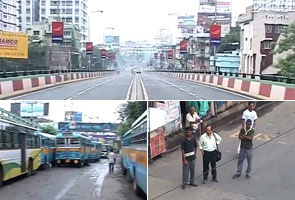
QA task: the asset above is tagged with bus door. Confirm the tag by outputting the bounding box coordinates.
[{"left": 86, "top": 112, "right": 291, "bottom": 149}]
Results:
[{"left": 20, "top": 132, "right": 26, "bottom": 173}]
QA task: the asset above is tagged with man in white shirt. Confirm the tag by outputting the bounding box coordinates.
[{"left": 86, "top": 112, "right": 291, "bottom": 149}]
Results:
[
  {"left": 108, "top": 149, "right": 116, "bottom": 173},
  {"left": 237, "top": 102, "right": 258, "bottom": 154},
  {"left": 199, "top": 126, "right": 222, "bottom": 184},
  {"left": 186, "top": 106, "right": 202, "bottom": 136}
]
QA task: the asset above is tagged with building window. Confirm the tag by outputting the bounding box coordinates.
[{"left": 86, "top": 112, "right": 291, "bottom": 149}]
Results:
[
  {"left": 265, "top": 24, "right": 272, "bottom": 33},
  {"left": 262, "top": 41, "right": 272, "bottom": 49},
  {"left": 33, "top": 30, "right": 40, "bottom": 36},
  {"left": 275, "top": 25, "right": 285, "bottom": 33},
  {"left": 41, "top": 0, "right": 46, "bottom": 6},
  {"left": 41, "top": 9, "right": 45, "bottom": 14}
]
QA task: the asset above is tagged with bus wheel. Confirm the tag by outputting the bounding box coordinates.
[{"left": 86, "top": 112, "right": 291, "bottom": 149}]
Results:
[
  {"left": 127, "top": 171, "right": 133, "bottom": 183},
  {"left": 0, "top": 166, "right": 3, "bottom": 187},
  {"left": 27, "top": 160, "right": 34, "bottom": 176}
]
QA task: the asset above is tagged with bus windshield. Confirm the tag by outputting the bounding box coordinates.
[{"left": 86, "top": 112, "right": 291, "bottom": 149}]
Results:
[
  {"left": 56, "top": 138, "right": 66, "bottom": 146},
  {"left": 69, "top": 138, "right": 80, "bottom": 146}
]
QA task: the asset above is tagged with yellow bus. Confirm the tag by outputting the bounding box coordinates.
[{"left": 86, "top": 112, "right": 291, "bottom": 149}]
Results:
[{"left": 0, "top": 108, "right": 41, "bottom": 187}]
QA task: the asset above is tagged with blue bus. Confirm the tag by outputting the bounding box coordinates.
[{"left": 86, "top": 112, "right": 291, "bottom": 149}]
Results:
[
  {"left": 55, "top": 132, "right": 92, "bottom": 167},
  {"left": 89, "top": 141, "right": 102, "bottom": 162},
  {"left": 122, "top": 110, "right": 147, "bottom": 196},
  {"left": 39, "top": 132, "right": 56, "bottom": 167}
]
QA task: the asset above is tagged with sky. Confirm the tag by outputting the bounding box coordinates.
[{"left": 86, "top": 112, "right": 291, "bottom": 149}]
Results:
[
  {"left": 0, "top": 101, "right": 126, "bottom": 123},
  {"left": 88, "top": 0, "right": 253, "bottom": 44}
]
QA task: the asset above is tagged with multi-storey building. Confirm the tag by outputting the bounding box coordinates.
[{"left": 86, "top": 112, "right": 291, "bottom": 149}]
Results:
[
  {"left": 238, "top": 11, "right": 295, "bottom": 74},
  {"left": 0, "top": 0, "right": 19, "bottom": 32},
  {"left": 19, "top": 0, "right": 88, "bottom": 49}
]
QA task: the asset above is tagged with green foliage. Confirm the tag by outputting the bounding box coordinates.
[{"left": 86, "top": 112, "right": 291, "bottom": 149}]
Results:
[
  {"left": 274, "top": 22, "right": 295, "bottom": 78},
  {"left": 117, "top": 102, "right": 147, "bottom": 137},
  {"left": 41, "top": 125, "right": 57, "bottom": 135},
  {"left": 218, "top": 26, "right": 240, "bottom": 53}
]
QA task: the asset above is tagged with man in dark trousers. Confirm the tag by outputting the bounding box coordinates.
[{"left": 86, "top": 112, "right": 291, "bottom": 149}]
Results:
[
  {"left": 181, "top": 127, "right": 198, "bottom": 189},
  {"left": 199, "top": 125, "right": 222, "bottom": 184},
  {"left": 233, "top": 119, "right": 255, "bottom": 179}
]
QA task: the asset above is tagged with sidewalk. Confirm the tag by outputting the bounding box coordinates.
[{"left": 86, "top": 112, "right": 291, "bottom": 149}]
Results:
[
  {"left": 100, "top": 156, "right": 144, "bottom": 200},
  {"left": 149, "top": 102, "right": 295, "bottom": 200}
]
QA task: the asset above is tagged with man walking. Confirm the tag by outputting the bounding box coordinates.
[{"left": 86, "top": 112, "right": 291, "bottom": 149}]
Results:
[
  {"left": 181, "top": 127, "right": 198, "bottom": 189},
  {"left": 233, "top": 119, "right": 255, "bottom": 179},
  {"left": 108, "top": 149, "right": 116, "bottom": 173},
  {"left": 199, "top": 126, "right": 222, "bottom": 184}
]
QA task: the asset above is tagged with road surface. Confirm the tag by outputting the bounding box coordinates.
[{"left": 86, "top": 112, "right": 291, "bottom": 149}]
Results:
[
  {"left": 149, "top": 102, "right": 295, "bottom": 200},
  {"left": 0, "top": 159, "right": 143, "bottom": 200},
  {"left": 9, "top": 72, "right": 252, "bottom": 100}
]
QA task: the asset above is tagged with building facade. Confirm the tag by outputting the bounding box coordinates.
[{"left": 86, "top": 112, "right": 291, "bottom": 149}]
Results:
[
  {"left": 238, "top": 11, "right": 295, "bottom": 74},
  {"left": 0, "top": 0, "right": 19, "bottom": 32},
  {"left": 19, "top": 0, "right": 88, "bottom": 50}
]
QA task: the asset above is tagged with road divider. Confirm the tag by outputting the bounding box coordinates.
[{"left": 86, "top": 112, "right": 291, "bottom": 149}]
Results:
[
  {"left": 0, "top": 71, "right": 118, "bottom": 99},
  {"left": 153, "top": 72, "right": 295, "bottom": 100},
  {"left": 126, "top": 74, "right": 147, "bottom": 100}
]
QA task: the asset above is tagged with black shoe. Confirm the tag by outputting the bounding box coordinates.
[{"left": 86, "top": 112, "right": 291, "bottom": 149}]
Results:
[
  {"left": 212, "top": 178, "right": 219, "bottom": 182},
  {"left": 246, "top": 174, "right": 251, "bottom": 179},
  {"left": 232, "top": 174, "right": 241, "bottom": 179},
  {"left": 181, "top": 185, "right": 186, "bottom": 189},
  {"left": 189, "top": 183, "right": 198, "bottom": 187},
  {"left": 202, "top": 179, "right": 207, "bottom": 184}
]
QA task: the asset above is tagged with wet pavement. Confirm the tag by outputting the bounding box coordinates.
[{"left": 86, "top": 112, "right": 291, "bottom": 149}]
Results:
[{"left": 0, "top": 158, "right": 142, "bottom": 200}]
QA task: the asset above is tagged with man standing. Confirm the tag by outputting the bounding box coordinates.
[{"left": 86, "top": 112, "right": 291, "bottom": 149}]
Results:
[
  {"left": 108, "top": 149, "right": 116, "bottom": 173},
  {"left": 199, "top": 126, "right": 222, "bottom": 184},
  {"left": 233, "top": 119, "right": 255, "bottom": 179},
  {"left": 186, "top": 106, "right": 202, "bottom": 136},
  {"left": 238, "top": 102, "right": 258, "bottom": 154},
  {"left": 181, "top": 127, "right": 198, "bottom": 189}
]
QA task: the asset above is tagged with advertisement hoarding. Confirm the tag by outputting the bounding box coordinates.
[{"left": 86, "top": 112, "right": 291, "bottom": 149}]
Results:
[
  {"left": 101, "top": 49, "right": 107, "bottom": 59},
  {"left": 86, "top": 42, "right": 93, "bottom": 55},
  {"left": 65, "top": 111, "right": 83, "bottom": 122},
  {"left": 154, "top": 52, "right": 158, "bottom": 59},
  {"left": 210, "top": 24, "right": 221, "bottom": 45},
  {"left": 180, "top": 40, "right": 188, "bottom": 54},
  {"left": 0, "top": 31, "right": 28, "bottom": 59},
  {"left": 166, "top": 49, "right": 174, "bottom": 60},
  {"left": 52, "top": 22, "right": 64, "bottom": 43},
  {"left": 20, "top": 102, "right": 46, "bottom": 117}
]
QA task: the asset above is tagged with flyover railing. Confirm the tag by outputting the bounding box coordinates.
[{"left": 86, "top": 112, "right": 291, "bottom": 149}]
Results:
[
  {"left": 0, "top": 69, "right": 116, "bottom": 79},
  {"left": 148, "top": 70, "right": 295, "bottom": 84}
]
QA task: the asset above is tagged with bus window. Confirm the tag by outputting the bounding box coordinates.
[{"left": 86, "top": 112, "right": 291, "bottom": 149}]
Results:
[
  {"left": 70, "top": 138, "right": 80, "bottom": 146},
  {"left": 56, "top": 138, "right": 66, "bottom": 146},
  {"left": 12, "top": 133, "right": 20, "bottom": 148},
  {"left": 3, "top": 131, "right": 12, "bottom": 149},
  {"left": 27, "top": 135, "right": 39, "bottom": 148},
  {"left": 0, "top": 131, "right": 3, "bottom": 149}
]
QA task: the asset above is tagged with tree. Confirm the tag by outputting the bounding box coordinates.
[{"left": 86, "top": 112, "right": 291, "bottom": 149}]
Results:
[
  {"left": 117, "top": 102, "right": 147, "bottom": 137},
  {"left": 274, "top": 22, "right": 295, "bottom": 78},
  {"left": 42, "top": 125, "right": 57, "bottom": 135},
  {"left": 218, "top": 26, "right": 240, "bottom": 53}
]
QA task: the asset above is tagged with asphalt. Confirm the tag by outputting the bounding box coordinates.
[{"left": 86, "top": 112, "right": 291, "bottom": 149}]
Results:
[
  {"left": 0, "top": 158, "right": 141, "bottom": 200},
  {"left": 148, "top": 101, "right": 295, "bottom": 200},
  {"left": 9, "top": 72, "right": 253, "bottom": 100}
]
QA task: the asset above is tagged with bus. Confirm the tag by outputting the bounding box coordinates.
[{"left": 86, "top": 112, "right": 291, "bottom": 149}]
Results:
[
  {"left": 55, "top": 132, "right": 92, "bottom": 167},
  {"left": 39, "top": 132, "right": 56, "bottom": 167},
  {"left": 122, "top": 110, "right": 147, "bottom": 196},
  {"left": 89, "top": 141, "right": 102, "bottom": 162},
  {"left": 0, "top": 108, "right": 41, "bottom": 187}
]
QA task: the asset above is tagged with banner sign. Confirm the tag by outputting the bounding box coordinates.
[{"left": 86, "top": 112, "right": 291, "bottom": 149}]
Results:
[
  {"left": 150, "top": 126, "right": 167, "bottom": 159},
  {"left": 86, "top": 42, "right": 93, "bottom": 55},
  {"left": 0, "top": 31, "right": 28, "bottom": 59},
  {"left": 101, "top": 49, "right": 107, "bottom": 59},
  {"left": 52, "top": 22, "right": 64, "bottom": 43},
  {"left": 210, "top": 24, "right": 221, "bottom": 46},
  {"left": 180, "top": 40, "right": 188, "bottom": 54},
  {"left": 154, "top": 52, "right": 158, "bottom": 59},
  {"left": 167, "top": 49, "right": 174, "bottom": 60}
]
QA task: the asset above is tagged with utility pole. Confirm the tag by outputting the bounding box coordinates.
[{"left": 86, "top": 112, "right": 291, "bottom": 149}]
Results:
[{"left": 213, "top": 0, "right": 217, "bottom": 73}]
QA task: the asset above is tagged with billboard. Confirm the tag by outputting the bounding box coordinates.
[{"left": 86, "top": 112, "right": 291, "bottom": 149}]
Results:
[
  {"left": 101, "top": 49, "right": 107, "bottom": 59},
  {"left": 0, "top": 31, "right": 28, "bottom": 59},
  {"left": 52, "top": 22, "right": 64, "bottom": 43},
  {"left": 180, "top": 40, "right": 188, "bottom": 54},
  {"left": 11, "top": 102, "right": 49, "bottom": 117},
  {"left": 177, "top": 15, "right": 196, "bottom": 34},
  {"left": 199, "top": 1, "right": 232, "bottom": 14},
  {"left": 197, "top": 13, "right": 231, "bottom": 36},
  {"left": 166, "top": 49, "right": 174, "bottom": 60},
  {"left": 210, "top": 24, "right": 221, "bottom": 45},
  {"left": 65, "top": 111, "right": 83, "bottom": 122},
  {"left": 154, "top": 52, "right": 158, "bottom": 59},
  {"left": 105, "top": 36, "right": 120, "bottom": 44},
  {"left": 86, "top": 42, "right": 93, "bottom": 55}
]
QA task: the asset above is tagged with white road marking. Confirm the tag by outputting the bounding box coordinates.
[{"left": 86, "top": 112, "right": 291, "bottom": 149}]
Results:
[
  {"left": 138, "top": 74, "right": 149, "bottom": 100},
  {"left": 126, "top": 75, "right": 135, "bottom": 100}
]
